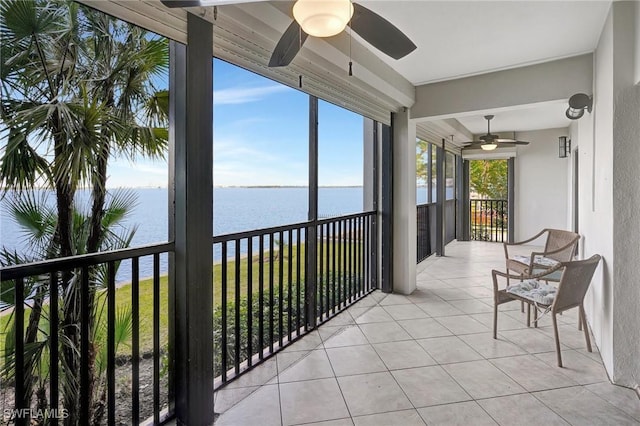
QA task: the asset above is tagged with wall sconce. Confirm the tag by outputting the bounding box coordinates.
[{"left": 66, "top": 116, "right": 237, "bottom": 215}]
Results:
[
  {"left": 559, "top": 136, "right": 571, "bottom": 158},
  {"left": 566, "top": 93, "right": 593, "bottom": 120}
]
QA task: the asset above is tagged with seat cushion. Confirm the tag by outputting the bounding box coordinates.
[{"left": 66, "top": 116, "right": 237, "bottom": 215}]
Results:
[
  {"left": 506, "top": 280, "right": 557, "bottom": 305},
  {"left": 512, "top": 254, "right": 560, "bottom": 268}
]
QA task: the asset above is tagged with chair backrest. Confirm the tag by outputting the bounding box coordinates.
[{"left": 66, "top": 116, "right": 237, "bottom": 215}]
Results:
[
  {"left": 544, "top": 229, "right": 580, "bottom": 262},
  {"left": 552, "top": 254, "right": 601, "bottom": 312}
]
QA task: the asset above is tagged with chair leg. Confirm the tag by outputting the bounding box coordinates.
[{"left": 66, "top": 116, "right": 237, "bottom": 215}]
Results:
[
  {"left": 521, "top": 301, "right": 525, "bottom": 313},
  {"left": 526, "top": 303, "right": 531, "bottom": 327},
  {"left": 578, "top": 308, "right": 583, "bottom": 331},
  {"left": 533, "top": 305, "right": 538, "bottom": 328},
  {"left": 580, "top": 304, "right": 592, "bottom": 352},
  {"left": 493, "top": 302, "right": 498, "bottom": 339},
  {"left": 552, "top": 313, "right": 563, "bottom": 367}
]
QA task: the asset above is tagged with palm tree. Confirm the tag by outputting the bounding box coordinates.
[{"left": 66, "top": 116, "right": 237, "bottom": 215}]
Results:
[
  {"left": 0, "top": 189, "right": 140, "bottom": 423},
  {"left": 1, "top": 0, "right": 168, "bottom": 423}
]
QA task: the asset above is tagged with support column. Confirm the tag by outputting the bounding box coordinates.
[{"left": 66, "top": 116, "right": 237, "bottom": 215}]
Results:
[
  {"left": 457, "top": 158, "right": 470, "bottom": 241},
  {"left": 435, "top": 140, "right": 445, "bottom": 255},
  {"left": 363, "top": 118, "right": 380, "bottom": 289},
  {"left": 380, "top": 123, "right": 393, "bottom": 293},
  {"left": 391, "top": 110, "right": 416, "bottom": 295},
  {"left": 170, "top": 13, "right": 214, "bottom": 425},
  {"left": 508, "top": 157, "right": 515, "bottom": 243},
  {"left": 306, "top": 96, "right": 318, "bottom": 328}
]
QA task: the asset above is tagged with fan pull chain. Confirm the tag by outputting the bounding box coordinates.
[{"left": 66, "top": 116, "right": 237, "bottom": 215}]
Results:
[
  {"left": 299, "top": 26, "right": 303, "bottom": 88},
  {"left": 213, "top": 6, "right": 217, "bottom": 20},
  {"left": 348, "top": 17, "right": 353, "bottom": 76}
]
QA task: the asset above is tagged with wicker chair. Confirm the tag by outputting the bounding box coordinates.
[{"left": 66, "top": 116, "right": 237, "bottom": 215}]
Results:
[
  {"left": 503, "top": 228, "right": 580, "bottom": 325},
  {"left": 504, "top": 228, "right": 580, "bottom": 281},
  {"left": 492, "top": 254, "right": 601, "bottom": 367}
]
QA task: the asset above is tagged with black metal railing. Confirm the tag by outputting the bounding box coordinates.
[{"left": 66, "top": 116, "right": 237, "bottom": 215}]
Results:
[
  {"left": 417, "top": 204, "right": 434, "bottom": 262},
  {"left": 1, "top": 212, "right": 378, "bottom": 423},
  {"left": 213, "top": 211, "right": 376, "bottom": 388},
  {"left": 0, "top": 242, "right": 174, "bottom": 425},
  {"left": 470, "top": 199, "right": 508, "bottom": 242}
]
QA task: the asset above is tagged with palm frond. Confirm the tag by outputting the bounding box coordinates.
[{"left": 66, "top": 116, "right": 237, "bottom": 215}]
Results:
[
  {"left": 5, "top": 190, "right": 57, "bottom": 254},
  {"left": 102, "top": 188, "right": 138, "bottom": 228}
]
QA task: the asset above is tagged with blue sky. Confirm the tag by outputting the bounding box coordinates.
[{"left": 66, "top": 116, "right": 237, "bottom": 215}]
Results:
[{"left": 108, "top": 59, "right": 364, "bottom": 188}]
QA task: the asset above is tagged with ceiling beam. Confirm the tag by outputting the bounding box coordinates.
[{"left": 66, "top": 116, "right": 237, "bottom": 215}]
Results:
[{"left": 411, "top": 54, "right": 593, "bottom": 120}]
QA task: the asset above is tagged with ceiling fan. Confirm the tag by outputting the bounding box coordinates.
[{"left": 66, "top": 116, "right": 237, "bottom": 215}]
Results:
[
  {"left": 160, "top": 0, "right": 417, "bottom": 68},
  {"left": 461, "top": 115, "right": 530, "bottom": 151}
]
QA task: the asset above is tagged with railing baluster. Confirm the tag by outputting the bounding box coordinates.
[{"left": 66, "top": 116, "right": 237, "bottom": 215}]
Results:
[
  {"left": 258, "top": 236, "right": 264, "bottom": 358},
  {"left": 358, "top": 218, "right": 362, "bottom": 296},
  {"left": 332, "top": 221, "right": 336, "bottom": 314},
  {"left": 221, "top": 242, "right": 228, "bottom": 380},
  {"left": 107, "top": 261, "right": 116, "bottom": 426},
  {"left": 324, "top": 224, "right": 330, "bottom": 318},
  {"left": 347, "top": 218, "right": 352, "bottom": 303},
  {"left": 364, "top": 217, "right": 369, "bottom": 293},
  {"left": 278, "top": 231, "right": 284, "bottom": 347},
  {"left": 235, "top": 240, "right": 241, "bottom": 374},
  {"left": 288, "top": 229, "right": 293, "bottom": 337},
  {"left": 131, "top": 257, "right": 140, "bottom": 425},
  {"left": 153, "top": 253, "right": 160, "bottom": 424},
  {"left": 247, "top": 238, "right": 253, "bottom": 367},
  {"left": 269, "top": 233, "right": 274, "bottom": 352},
  {"left": 15, "top": 277, "right": 25, "bottom": 426},
  {"left": 342, "top": 219, "right": 347, "bottom": 308},
  {"left": 49, "top": 273, "right": 59, "bottom": 426},
  {"left": 81, "top": 266, "right": 90, "bottom": 423},
  {"left": 318, "top": 224, "right": 324, "bottom": 321},
  {"left": 296, "top": 228, "right": 301, "bottom": 336}
]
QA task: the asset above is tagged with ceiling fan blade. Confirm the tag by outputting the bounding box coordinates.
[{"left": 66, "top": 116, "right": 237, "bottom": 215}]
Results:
[
  {"left": 349, "top": 3, "right": 417, "bottom": 60},
  {"left": 160, "top": 0, "right": 264, "bottom": 7},
  {"left": 495, "top": 138, "right": 516, "bottom": 143},
  {"left": 511, "top": 140, "right": 530, "bottom": 145},
  {"left": 160, "top": 0, "right": 201, "bottom": 7},
  {"left": 268, "top": 20, "right": 308, "bottom": 67}
]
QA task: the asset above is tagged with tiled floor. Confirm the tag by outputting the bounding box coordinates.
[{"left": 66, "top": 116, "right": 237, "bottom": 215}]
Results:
[{"left": 214, "top": 241, "right": 640, "bottom": 425}]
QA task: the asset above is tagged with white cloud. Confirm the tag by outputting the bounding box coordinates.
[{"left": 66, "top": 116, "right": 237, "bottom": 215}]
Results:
[{"left": 214, "top": 85, "right": 290, "bottom": 105}]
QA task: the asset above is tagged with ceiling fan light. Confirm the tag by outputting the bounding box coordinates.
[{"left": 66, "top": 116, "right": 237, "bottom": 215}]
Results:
[
  {"left": 293, "top": 0, "right": 354, "bottom": 38},
  {"left": 481, "top": 143, "right": 498, "bottom": 151}
]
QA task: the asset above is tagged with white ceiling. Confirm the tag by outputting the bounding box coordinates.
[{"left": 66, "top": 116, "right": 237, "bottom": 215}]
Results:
[
  {"left": 348, "top": 1, "right": 610, "bottom": 135},
  {"left": 357, "top": 0, "right": 611, "bottom": 86}
]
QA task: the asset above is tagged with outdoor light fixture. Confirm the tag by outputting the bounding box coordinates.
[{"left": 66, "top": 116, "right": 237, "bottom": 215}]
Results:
[
  {"left": 559, "top": 136, "right": 571, "bottom": 158},
  {"left": 293, "top": 0, "right": 354, "bottom": 38},
  {"left": 481, "top": 142, "right": 498, "bottom": 151},
  {"left": 566, "top": 93, "right": 593, "bottom": 120}
]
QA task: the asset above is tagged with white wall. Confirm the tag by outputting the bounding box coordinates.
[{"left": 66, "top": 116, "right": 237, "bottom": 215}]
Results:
[
  {"left": 610, "top": 1, "right": 640, "bottom": 389},
  {"left": 513, "top": 128, "right": 571, "bottom": 241},
  {"left": 573, "top": 1, "right": 640, "bottom": 389}
]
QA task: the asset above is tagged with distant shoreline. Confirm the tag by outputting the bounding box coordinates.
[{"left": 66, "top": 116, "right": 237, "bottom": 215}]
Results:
[{"left": 2, "top": 185, "right": 366, "bottom": 190}]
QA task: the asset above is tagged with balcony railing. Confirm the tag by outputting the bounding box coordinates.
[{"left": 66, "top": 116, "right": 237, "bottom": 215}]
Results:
[
  {"left": 417, "top": 204, "right": 434, "bottom": 262},
  {"left": 0, "top": 242, "right": 174, "bottom": 425},
  {"left": 213, "top": 211, "right": 376, "bottom": 388},
  {"left": 0, "top": 212, "right": 376, "bottom": 424},
  {"left": 470, "top": 199, "right": 508, "bottom": 242}
]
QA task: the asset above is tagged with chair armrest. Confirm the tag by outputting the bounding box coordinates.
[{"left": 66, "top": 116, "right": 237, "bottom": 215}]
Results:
[
  {"left": 503, "top": 229, "right": 548, "bottom": 259},
  {"left": 492, "top": 262, "right": 565, "bottom": 290}
]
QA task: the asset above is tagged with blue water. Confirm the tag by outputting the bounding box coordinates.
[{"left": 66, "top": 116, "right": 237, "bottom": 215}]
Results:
[{"left": 0, "top": 187, "right": 365, "bottom": 282}]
